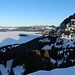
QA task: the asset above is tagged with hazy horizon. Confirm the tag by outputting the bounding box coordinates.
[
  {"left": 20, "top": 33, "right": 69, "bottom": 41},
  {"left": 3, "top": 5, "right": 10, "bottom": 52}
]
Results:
[{"left": 0, "top": 0, "right": 75, "bottom": 27}]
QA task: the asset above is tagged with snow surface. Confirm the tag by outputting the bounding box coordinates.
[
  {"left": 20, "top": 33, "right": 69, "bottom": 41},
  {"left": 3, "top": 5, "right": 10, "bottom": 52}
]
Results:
[
  {"left": 42, "top": 45, "right": 50, "bottom": 50},
  {"left": 0, "top": 31, "right": 75, "bottom": 75},
  {"left": 42, "top": 44, "right": 54, "bottom": 50},
  {"left": 0, "top": 64, "right": 8, "bottom": 75},
  {"left": 6, "top": 60, "right": 13, "bottom": 71},
  {"left": 62, "top": 38, "right": 75, "bottom": 48},
  {"left": 0, "top": 31, "right": 41, "bottom": 47},
  {"left": 0, "top": 31, "right": 41, "bottom": 75},
  {"left": 28, "top": 66, "right": 75, "bottom": 75},
  {"left": 39, "top": 38, "right": 50, "bottom": 42},
  {"left": 13, "top": 66, "right": 24, "bottom": 75},
  {"left": 50, "top": 58, "right": 56, "bottom": 64},
  {"left": 0, "top": 64, "right": 24, "bottom": 75}
]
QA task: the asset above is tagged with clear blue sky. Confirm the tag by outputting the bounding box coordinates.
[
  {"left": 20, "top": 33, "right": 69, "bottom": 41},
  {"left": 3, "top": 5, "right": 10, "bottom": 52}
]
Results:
[{"left": 0, "top": 0, "right": 75, "bottom": 26}]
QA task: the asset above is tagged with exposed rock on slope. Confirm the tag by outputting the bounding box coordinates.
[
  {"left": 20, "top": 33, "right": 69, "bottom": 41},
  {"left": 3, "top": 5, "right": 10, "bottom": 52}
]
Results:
[
  {"left": 0, "top": 13, "right": 75, "bottom": 75},
  {"left": 0, "top": 35, "right": 75, "bottom": 75},
  {"left": 56, "top": 13, "right": 75, "bottom": 37}
]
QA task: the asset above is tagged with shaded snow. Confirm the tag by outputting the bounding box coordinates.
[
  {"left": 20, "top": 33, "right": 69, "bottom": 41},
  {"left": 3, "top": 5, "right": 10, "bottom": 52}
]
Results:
[
  {"left": 6, "top": 60, "right": 13, "bottom": 70},
  {"left": 58, "top": 50, "right": 63, "bottom": 54},
  {"left": 58, "top": 60, "right": 63, "bottom": 66},
  {"left": 1, "top": 48, "right": 6, "bottom": 52},
  {"left": 57, "top": 29, "right": 61, "bottom": 33},
  {"left": 42, "top": 45, "right": 50, "bottom": 50},
  {"left": 0, "top": 64, "right": 24, "bottom": 75},
  {"left": 13, "top": 66, "right": 24, "bottom": 75},
  {"left": 66, "top": 23, "right": 70, "bottom": 28},
  {"left": 0, "top": 31, "right": 75, "bottom": 75},
  {"left": 0, "top": 31, "right": 41, "bottom": 47},
  {"left": 54, "top": 43, "right": 62, "bottom": 48},
  {"left": 0, "top": 64, "right": 8, "bottom": 75},
  {"left": 62, "top": 39, "right": 75, "bottom": 48},
  {"left": 50, "top": 58, "right": 56, "bottom": 64},
  {"left": 0, "top": 31, "right": 41, "bottom": 75},
  {"left": 28, "top": 66, "right": 75, "bottom": 75},
  {"left": 39, "top": 38, "right": 50, "bottom": 42}
]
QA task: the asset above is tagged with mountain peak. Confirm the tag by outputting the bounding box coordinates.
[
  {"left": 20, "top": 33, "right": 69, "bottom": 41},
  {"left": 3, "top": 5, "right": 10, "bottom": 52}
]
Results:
[
  {"left": 73, "top": 13, "right": 75, "bottom": 18},
  {"left": 55, "top": 13, "right": 75, "bottom": 38}
]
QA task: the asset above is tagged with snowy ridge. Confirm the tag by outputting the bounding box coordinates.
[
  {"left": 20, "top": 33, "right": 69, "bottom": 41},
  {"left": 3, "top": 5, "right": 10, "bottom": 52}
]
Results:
[
  {"left": 1, "top": 14, "right": 75, "bottom": 75},
  {"left": 0, "top": 34, "right": 75, "bottom": 75}
]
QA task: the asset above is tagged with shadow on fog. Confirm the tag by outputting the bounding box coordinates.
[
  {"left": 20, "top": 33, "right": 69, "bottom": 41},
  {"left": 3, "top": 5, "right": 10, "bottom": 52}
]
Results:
[{"left": 0, "top": 34, "right": 40, "bottom": 47}]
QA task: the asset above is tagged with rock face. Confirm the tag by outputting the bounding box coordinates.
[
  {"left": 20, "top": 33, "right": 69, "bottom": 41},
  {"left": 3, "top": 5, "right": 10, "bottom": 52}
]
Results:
[
  {"left": 0, "top": 13, "right": 75, "bottom": 75},
  {"left": 60, "top": 13, "right": 75, "bottom": 27},
  {"left": 56, "top": 13, "right": 75, "bottom": 37}
]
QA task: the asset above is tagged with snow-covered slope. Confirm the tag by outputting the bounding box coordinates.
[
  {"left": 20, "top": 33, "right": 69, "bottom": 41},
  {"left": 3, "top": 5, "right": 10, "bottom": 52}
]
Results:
[
  {"left": 29, "top": 66, "right": 75, "bottom": 75},
  {"left": 1, "top": 14, "right": 75, "bottom": 75},
  {"left": 0, "top": 34, "right": 75, "bottom": 75},
  {"left": 0, "top": 31, "right": 42, "bottom": 75},
  {"left": 0, "top": 31, "right": 41, "bottom": 47},
  {"left": 56, "top": 13, "right": 75, "bottom": 37}
]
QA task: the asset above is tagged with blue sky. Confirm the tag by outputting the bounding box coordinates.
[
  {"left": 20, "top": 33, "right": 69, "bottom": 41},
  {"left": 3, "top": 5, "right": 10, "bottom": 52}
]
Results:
[{"left": 0, "top": 0, "right": 75, "bottom": 26}]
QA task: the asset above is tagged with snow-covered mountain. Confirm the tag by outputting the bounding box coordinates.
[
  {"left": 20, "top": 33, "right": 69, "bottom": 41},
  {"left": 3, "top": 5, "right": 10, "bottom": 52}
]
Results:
[
  {"left": 0, "top": 25, "right": 56, "bottom": 32},
  {"left": 0, "top": 33, "right": 75, "bottom": 75},
  {"left": 57, "top": 13, "right": 75, "bottom": 37},
  {"left": 0, "top": 31, "right": 42, "bottom": 75},
  {"left": 0, "top": 13, "right": 75, "bottom": 75}
]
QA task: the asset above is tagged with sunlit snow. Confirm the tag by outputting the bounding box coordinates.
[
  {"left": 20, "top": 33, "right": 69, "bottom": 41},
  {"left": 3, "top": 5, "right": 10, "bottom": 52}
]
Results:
[{"left": 0, "top": 31, "right": 41, "bottom": 47}]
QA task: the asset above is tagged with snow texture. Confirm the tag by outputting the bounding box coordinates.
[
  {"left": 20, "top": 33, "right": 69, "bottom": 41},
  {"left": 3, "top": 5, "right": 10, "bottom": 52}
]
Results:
[
  {"left": 39, "top": 38, "right": 50, "bottom": 43},
  {"left": 0, "top": 31, "right": 41, "bottom": 75},
  {"left": 0, "top": 31, "right": 41, "bottom": 47},
  {"left": 28, "top": 66, "right": 75, "bottom": 75},
  {"left": 42, "top": 45, "right": 50, "bottom": 50}
]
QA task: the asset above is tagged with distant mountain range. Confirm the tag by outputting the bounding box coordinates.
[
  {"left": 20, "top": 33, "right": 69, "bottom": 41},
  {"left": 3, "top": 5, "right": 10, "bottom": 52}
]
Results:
[{"left": 0, "top": 25, "right": 56, "bottom": 32}]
